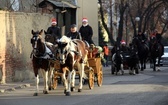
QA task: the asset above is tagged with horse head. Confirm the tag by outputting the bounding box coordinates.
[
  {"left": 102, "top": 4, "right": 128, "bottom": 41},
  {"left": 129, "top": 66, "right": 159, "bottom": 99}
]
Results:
[
  {"left": 44, "top": 30, "right": 56, "bottom": 44},
  {"left": 31, "top": 29, "right": 45, "bottom": 57},
  {"left": 57, "top": 36, "right": 72, "bottom": 64}
]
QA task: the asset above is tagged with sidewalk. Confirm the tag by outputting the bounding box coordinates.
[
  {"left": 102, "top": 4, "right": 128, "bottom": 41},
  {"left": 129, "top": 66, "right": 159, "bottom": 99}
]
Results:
[
  {"left": 0, "top": 66, "right": 110, "bottom": 94},
  {"left": 0, "top": 81, "right": 32, "bottom": 93}
]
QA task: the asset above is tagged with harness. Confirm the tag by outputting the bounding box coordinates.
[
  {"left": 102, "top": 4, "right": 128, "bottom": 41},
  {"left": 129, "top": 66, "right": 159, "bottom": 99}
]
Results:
[{"left": 30, "top": 42, "right": 53, "bottom": 59}]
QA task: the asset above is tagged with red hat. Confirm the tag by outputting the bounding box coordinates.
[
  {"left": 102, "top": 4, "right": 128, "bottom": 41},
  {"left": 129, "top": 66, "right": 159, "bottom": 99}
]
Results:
[
  {"left": 121, "top": 40, "right": 126, "bottom": 44},
  {"left": 82, "top": 18, "right": 88, "bottom": 22},
  {"left": 51, "top": 18, "right": 57, "bottom": 24}
]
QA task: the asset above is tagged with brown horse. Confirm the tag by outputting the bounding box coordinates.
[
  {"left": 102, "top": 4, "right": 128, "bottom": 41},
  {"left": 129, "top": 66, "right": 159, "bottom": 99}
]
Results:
[
  {"left": 44, "top": 30, "right": 56, "bottom": 44},
  {"left": 56, "top": 36, "right": 89, "bottom": 96},
  {"left": 30, "top": 29, "right": 54, "bottom": 96}
]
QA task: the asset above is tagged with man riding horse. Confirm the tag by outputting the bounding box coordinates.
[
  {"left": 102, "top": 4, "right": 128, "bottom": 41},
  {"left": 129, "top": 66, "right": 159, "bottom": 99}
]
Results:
[
  {"left": 150, "top": 29, "right": 164, "bottom": 56},
  {"left": 137, "top": 31, "right": 149, "bottom": 50}
]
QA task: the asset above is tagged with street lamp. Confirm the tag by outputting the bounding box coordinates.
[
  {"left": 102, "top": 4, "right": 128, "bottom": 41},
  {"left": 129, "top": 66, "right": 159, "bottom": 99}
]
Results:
[{"left": 135, "top": 17, "right": 140, "bottom": 35}]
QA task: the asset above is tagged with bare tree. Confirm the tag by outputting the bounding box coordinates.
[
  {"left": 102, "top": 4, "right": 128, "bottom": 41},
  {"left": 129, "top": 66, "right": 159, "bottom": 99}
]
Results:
[{"left": 98, "top": 0, "right": 115, "bottom": 45}]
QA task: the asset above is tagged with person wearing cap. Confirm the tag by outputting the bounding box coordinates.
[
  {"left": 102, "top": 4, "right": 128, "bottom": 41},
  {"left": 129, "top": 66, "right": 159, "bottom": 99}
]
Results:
[
  {"left": 150, "top": 29, "right": 164, "bottom": 55},
  {"left": 66, "top": 24, "right": 82, "bottom": 40},
  {"left": 79, "top": 18, "right": 94, "bottom": 45},
  {"left": 120, "top": 40, "right": 129, "bottom": 53},
  {"left": 47, "top": 18, "right": 61, "bottom": 43},
  {"left": 137, "top": 31, "right": 147, "bottom": 43}
]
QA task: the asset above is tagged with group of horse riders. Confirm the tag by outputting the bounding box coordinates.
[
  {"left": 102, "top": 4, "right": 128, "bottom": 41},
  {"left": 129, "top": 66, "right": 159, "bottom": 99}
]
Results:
[
  {"left": 112, "top": 29, "right": 164, "bottom": 56},
  {"left": 111, "top": 29, "right": 164, "bottom": 73}
]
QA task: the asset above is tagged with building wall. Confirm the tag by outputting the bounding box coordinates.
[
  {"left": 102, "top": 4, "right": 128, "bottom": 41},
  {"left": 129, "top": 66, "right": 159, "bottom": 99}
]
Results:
[
  {"left": 0, "top": 11, "right": 53, "bottom": 82},
  {"left": 77, "top": 0, "right": 98, "bottom": 45}
]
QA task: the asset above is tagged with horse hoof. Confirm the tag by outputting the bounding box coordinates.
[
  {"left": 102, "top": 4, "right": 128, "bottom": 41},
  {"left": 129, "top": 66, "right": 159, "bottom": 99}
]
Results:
[
  {"left": 157, "top": 69, "right": 161, "bottom": 71},
  {"left": 65, "top": 92, "right": 71, "bottom": 96},
  {"left": 71, "top": 87, "right": 75, "bottom": 92},
  {"left": 43, "top": 90, "right": 48, "bottom": 94},
  {"left": 33, "top": 93, "right": 38, "bottom": 96},
  {"left": 48, "top": 86, "right": 52, "bottom": 91},
  {"left": 78, "top": 89, "right": 82, "bottom": 92},
  {"left": 64, "top": 90, "right": 67, "bottom": 94},
  {"left": 121, "top": 71, "right": 124, "bottom": 75}
]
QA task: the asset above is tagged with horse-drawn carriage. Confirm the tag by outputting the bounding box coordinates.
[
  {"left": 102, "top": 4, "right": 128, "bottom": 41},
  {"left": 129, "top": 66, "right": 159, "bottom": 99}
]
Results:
[
  {"left": 111, "top": 45, "right": 139, "bottom": 75},
  {"left": 45, "top": 36, "right": 103, "bottom": 96},
  {"left": 30, "top": 30, "right": 103, "bottom": 96},
  {"left": 51, "top": 57, "right": 103, "bottom": 90}
]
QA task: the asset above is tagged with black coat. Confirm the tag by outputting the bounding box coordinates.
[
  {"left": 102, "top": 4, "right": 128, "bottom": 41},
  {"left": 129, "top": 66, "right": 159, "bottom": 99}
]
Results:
[
  {"left": 137, "top": 33, "right": 147, "bottom": 42},
  {"left": 79, "top": 25, "right": 94, "bottom": 44},
  {"left": 66, "top": 31, "right": 82, "bottom": 40},
  {"left": 47, "top": 26, "right": 61, "bottom": 40},
  {"left": 156, "top": 33, "right": 162, "bottom": 43}
]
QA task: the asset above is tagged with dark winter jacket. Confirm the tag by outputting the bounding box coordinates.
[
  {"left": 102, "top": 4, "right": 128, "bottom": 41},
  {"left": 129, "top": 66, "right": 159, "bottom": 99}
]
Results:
[
  {"left": 66, "top": 31, "right": 82, "bottom": 40},
  {"left": 79, "top": 25, "right": 94, "bottom": 44},
  {"left": 47, "top": 26, "right": 61, "bottom": 40}
]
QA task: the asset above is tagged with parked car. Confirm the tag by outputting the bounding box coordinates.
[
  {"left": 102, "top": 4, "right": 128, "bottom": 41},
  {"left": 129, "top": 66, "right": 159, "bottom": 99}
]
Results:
[
  {"left": 156, "top": 46, "right": 168, "bottom": 66},
  {"left": 161, "top": 46, "right": 168, "bottom": 65}
]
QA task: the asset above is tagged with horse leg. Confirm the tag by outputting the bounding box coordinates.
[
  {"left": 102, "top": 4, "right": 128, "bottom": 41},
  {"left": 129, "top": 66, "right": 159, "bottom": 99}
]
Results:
[
  {"left": 41, "top": 69, "right": 49, "bottom": 94},
  {"left": 140, "top": 60, "right": 144, "bottom": 71},
  {"left": 62, "top": 70, "right": 68, "bottom": 95},
  {"left": 153, "top": 58, "right": 156, "bottom": 71},
  {"left": 34, "top": 69, "right": 39, "bottom": 96},
  {"left": 65, "top": 71, "right": 71, "bottom": 96},
  {"left": 143, "top": 59, "right": 146, "bottom": 69},
  {"left": 157, "top": 57, "right": 161, "bottom": 71},
  {"left": 71, "top": 70, "right": 76, "bottom": 91},
  {"left": 78, "top": 63, "right": 85, "bottom": 92},
  {"left": 48, "top": 66, "right": 54, "bottom": 90},
  {"left": 120, "top": 64, "right": 124, "bottom": 75},
  {"left": 135, "top": 64, "right": 139, "bottom": 74}
]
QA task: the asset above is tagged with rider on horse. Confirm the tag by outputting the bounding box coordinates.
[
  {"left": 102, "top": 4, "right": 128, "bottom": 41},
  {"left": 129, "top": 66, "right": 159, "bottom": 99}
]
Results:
[
  {"left": 150, "top": 29, "right": 164, "bottom": 56},
  {"left": 137, "top": 31, "right": 147, "bottom": 43},
  {"left": 46, "top": 18, "right": 61, "bottom": 59},
  {"left": 137, "top": 31, "right": 149, "bottom": 51},
  {"left": 66, "top": 24, "right": 82, "bottom": 40},
  {"left": 120, "top": 40, "right": 129, "bottom": 53},
  {"left": 47, "top": 18, "right": 61, "bottom": 43}
]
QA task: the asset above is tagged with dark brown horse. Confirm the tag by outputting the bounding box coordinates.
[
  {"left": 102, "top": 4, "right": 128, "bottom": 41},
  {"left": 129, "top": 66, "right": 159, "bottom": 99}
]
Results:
[
  {"left": 149, "top": 36, "right": 162, "bottom": 71},
  {"left": 30, "top": 29, "right": 54, "bottom": 96},
  {"left": 56, "top": 36, "right": 89, "bottom": 96},
  {"left": 44, "top": 30, "right": 56, "bottom": 44}
]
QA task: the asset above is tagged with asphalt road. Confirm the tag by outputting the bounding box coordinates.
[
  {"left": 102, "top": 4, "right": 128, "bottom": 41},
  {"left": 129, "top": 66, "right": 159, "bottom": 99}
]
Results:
[{"left": 0, "top": 64, "right": 168, "bottom": 105}]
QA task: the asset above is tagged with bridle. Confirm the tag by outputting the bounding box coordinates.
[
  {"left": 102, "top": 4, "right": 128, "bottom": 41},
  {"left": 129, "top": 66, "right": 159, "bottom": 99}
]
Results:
[
  {"left": 30, "top": 34, "right": 47, "bottom": 58},
  {"left": 57, "top": 40, "right": 78, "bottom": 64}
]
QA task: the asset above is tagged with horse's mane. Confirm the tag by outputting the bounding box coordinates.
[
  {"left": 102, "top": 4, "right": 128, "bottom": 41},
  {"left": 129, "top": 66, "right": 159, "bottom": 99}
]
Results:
[{"left": 59, "top": 35, "right": 71, "bottom": 43}]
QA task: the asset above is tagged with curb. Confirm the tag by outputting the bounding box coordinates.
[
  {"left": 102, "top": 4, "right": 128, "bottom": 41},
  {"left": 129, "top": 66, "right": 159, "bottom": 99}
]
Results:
[{"left": 0, "top": 84, "right": 31, "bottom": 94}]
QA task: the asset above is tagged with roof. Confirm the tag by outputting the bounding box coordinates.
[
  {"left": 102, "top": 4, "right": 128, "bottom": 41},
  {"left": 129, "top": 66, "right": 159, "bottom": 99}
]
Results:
[{"left": 38, "top": 0, "right": 79, "bottom": 9}]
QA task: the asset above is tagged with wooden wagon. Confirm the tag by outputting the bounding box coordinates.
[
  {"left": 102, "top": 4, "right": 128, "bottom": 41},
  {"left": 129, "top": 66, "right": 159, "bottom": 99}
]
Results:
[{"left": 51, "top": 57, "right": 103, "bottom": 90}]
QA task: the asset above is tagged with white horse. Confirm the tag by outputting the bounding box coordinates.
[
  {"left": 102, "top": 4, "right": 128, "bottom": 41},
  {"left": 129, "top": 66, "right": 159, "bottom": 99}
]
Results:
[{"left": 56, "top": 36, "right": 88, "bottom": 96}]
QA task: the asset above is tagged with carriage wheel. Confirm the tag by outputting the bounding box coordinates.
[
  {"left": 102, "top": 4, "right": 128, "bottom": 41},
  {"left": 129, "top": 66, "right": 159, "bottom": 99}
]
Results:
[
  {"left": 88, "top": 69, "right": 94, "bottom": 89},
  {"left": 97, "top": 66, "right": 103, "bottom": 87}
]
